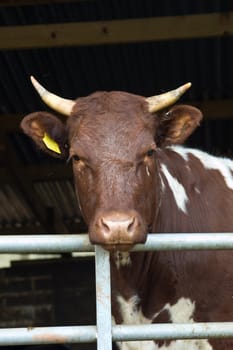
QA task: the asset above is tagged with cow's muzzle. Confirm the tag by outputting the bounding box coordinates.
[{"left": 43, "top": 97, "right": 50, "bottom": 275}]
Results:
[{"left": 89, "top": 209, "right": 147, "bottom": 250}]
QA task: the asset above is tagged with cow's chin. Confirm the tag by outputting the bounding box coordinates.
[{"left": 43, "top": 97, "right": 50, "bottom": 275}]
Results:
[{"left": 100, "top": 243, "right": 134, "bottom": 252}]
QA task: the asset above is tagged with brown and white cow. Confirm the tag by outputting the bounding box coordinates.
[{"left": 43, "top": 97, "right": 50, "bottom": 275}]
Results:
[{"left": 21, "top": 77, "right": 233, "bottom": 350}]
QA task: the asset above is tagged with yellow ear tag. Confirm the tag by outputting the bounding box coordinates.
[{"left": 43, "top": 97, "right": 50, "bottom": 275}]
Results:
[{"left": 42, "top": 133, "right": 61, "bottom": 154}]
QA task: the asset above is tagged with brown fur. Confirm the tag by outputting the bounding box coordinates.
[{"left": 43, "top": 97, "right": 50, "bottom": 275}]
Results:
[{"left": 21, "top": 89, "right": 233, "bottom": 349}]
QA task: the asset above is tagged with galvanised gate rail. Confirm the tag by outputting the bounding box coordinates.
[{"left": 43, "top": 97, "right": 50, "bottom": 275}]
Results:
[{"left": 0, "top": 233, "right": 233, "bottom": 349}]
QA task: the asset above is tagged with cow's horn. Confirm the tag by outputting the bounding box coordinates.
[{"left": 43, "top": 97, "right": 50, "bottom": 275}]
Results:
[
  {"left": 146, "top": 82, "right": 192, "bottom": 113},
  {"left": 30, "top": 76, "right": 75, "bottom": 116}
]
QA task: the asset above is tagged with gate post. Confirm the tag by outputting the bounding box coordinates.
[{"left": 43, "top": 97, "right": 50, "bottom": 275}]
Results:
[{"left": 95, "top": 245, "right": 112, "bottom": 350}]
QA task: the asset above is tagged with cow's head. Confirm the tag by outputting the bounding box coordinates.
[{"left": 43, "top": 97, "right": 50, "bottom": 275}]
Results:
[{"left": 21, "top": 77, "right": 202, "bottom": 250}]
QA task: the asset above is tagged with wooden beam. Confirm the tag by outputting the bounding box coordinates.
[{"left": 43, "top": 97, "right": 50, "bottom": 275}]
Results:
[
  {"left": 0, "top": 114, "right": 23, "bottom": 131},
  {"left": 0, "top": 114, "right": 67, "bottom": 131},
  {"left": 26, "top": 163, "right": 72, "bottom": 181},
  {"left": 1, "top": 99, "right": 233, "bottom": 129},
  {"left": 192, "top": 99, "right": 233, "bottom": 119},
  {"left": 0, "top": 12, "right": 233, "bottom": 50},
  {"left": 0, "top": 164, "right": 72, "bottom": 183}
]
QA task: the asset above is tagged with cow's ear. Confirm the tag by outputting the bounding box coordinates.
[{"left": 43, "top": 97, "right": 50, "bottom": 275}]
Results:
[
  {"left": 21, "top": 112, "right": 68, "bottom": 158},
  {"left": 156, "top": 105, "right": 203, "bottom": 147}
]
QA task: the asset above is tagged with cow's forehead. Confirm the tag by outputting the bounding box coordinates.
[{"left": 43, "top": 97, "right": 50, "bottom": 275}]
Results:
[
  {"left": 68, "top": 91, "right": 156, "bottom": 157},
  {"left": 69, "top": 116, "right": 155, "bottom": 162}
]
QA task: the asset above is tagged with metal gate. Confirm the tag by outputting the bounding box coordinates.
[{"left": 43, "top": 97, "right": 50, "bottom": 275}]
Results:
[{"left": 0, "top": 233, "right": 233, "bottom": 349}]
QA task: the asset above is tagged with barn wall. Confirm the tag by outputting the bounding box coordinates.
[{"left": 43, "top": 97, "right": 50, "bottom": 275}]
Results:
[{"left": 0, "top": 257, "right": 96, "bottom": 349}]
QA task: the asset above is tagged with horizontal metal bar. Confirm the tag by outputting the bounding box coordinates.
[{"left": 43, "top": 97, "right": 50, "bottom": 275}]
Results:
[
  {"left": 0, "top": 326, "right": 96, "bottom": 346},
  {"left": 0, "top": 234, "right": 93, "bottom": 253},
  {"left": 112, "top": 322, "right": 233, "bottom": 341},
  {"left": 1, "top": 234, "right": 233, "bottom": 348},
  {"left": 0, "top": 233, "right": 232, "bottom": 253},
  {"left": 0, "top": 322, "right": 233, "bottom": 346},
  {"left": 133, "top": 233, "right": 233, "bottom": 251}
]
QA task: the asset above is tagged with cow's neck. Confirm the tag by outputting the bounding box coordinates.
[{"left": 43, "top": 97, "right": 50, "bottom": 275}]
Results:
[
  {"left": 154, "top": 146, "right": 192, "bottom": 233},
  {"left": 155, "top": 145, "right": 233, "bottom": 233},
  {"left": 110, "top": 248, "right": 183, "bottom": 328},
  {"left": 109, "top": 145, "right": 195, "bottom": 322},
  {"left": 110, "top": 145, "right": 233, "bottom": 323},
  {"left": 110, "top": 251, "right": 173, "bottom": 321}
]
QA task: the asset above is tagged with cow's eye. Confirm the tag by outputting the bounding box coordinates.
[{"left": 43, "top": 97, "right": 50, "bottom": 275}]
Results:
[
  {"left": 146, "top": 149, "right": 155, "bottom": 157},
  {"left": 72, "top": 154, "right": 81, "bottom": 162}
]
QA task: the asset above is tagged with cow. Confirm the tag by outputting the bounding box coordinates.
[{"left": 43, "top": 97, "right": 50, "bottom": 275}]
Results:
[{"left": 21, "top": 76, "right": 233, "bottom": 350}]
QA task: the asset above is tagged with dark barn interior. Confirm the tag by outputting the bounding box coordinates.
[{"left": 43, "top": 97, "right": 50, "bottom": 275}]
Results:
[{"left": 0, "top": 0, "right": 233, "bottom": 349}]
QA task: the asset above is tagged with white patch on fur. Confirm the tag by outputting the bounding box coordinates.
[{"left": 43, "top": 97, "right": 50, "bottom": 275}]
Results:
[
  {"left": 164, "top": 297, "right": 195, "bottom": 323},
  {"left": 116, "top": 295, "right": 156, "bottom": 350},
  {"left": 172, "top": 145, "right": 233, "bottom": 190},
  {"left": 115, "top": 296, "right": 212, "bottom": 350},
  {"left": 155, "top": 298, "right": 212, "bottom": 350},
  {"left": 114, "top": 251, "right": 131, "bottom": 269},
  {"left": 171, "top": 146, "right": 189, "bottom": 162},
  {"left": 160, "top": 164, "right": 189, "bottom": 214}
]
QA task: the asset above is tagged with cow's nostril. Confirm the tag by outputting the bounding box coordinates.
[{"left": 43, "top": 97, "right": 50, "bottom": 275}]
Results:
[
  {"left": 100, "top": 215, "right": 137, "bottom": 236},
  {"left": 101, "top": 218, "right": 110, "bottom": 233},
  {"left": 127, "top": 217, "right": 136, "bottom": 233},
  {"left": 89, "top": 210, "right": 147, "bottom": 246}
]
